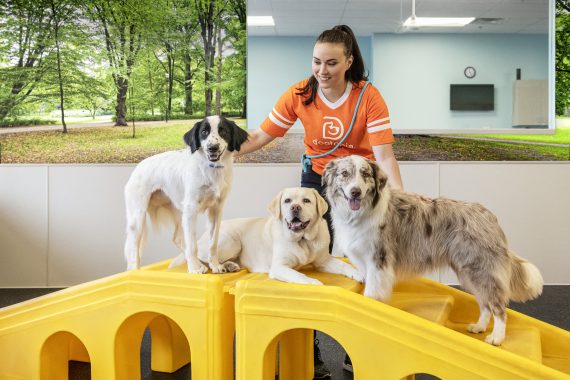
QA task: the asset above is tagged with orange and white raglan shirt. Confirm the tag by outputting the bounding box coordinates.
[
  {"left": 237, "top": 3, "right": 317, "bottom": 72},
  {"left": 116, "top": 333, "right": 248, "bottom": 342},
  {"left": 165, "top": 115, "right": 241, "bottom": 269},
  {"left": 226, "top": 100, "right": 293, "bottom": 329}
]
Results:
[{"left": 260, "top": 79, "right": 394, "bottom": 175}]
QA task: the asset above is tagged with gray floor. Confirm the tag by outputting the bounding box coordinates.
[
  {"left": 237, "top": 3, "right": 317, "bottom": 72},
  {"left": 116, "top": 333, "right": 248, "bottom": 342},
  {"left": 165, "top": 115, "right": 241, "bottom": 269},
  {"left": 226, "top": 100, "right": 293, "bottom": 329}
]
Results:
[{"left": 1, "top": 286, "right": 568, "bottom": 380}]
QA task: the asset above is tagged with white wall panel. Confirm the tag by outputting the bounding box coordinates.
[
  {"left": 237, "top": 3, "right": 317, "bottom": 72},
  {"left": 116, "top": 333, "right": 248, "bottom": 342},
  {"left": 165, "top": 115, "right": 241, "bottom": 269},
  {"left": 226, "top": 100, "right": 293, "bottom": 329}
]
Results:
[
  {"left": 0, "top": 162, "right": 568, "bottom": 286},
  {"left": 439, "top": 163, "right": 570, "bottom": 284},
  {"left": 224, "top": 164, "right": 301, "bottom": 219},
  {"left": 0, "top": 166, "right": 48, "bottom": 287},
  {"left": 400, "top": 163, "right": 439, "bottom": 197},
  {"left": 48, "top": 166, "right": 133, "bottom": 285}
]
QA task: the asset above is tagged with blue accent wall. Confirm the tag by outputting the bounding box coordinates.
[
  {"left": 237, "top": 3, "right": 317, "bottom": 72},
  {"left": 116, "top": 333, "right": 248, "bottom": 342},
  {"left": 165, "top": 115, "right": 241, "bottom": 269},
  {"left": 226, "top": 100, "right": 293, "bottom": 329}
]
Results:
[
  {"left": 247, "top": 33, "right": 547, "bottom": 132},
  {"left": 247, "top": 36, "right": 372, "bottom": 131},
  {"left": 372, "top": 33, "right": 548, "bottom": 131}
]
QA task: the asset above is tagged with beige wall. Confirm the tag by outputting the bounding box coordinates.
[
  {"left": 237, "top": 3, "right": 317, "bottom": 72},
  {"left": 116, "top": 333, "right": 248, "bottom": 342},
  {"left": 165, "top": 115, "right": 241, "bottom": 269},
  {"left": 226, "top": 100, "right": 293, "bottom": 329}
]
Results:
[{"left": 0, "top": 162, "right": 569, "bottom": 287}]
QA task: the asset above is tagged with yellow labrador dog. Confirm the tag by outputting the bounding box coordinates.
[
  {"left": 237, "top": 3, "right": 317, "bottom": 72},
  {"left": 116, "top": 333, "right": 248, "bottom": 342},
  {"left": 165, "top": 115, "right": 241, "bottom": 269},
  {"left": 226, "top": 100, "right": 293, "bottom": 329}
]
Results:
[{"left": 170, "top": 187, "right": 360, "bottom": 284}]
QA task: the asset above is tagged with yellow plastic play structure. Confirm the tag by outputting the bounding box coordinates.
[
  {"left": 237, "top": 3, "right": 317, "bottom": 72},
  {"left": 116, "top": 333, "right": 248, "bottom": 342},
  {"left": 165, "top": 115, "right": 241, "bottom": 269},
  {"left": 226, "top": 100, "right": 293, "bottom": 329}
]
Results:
[{"left": 0, "top": 259, "right": 569, "bottom": 379}]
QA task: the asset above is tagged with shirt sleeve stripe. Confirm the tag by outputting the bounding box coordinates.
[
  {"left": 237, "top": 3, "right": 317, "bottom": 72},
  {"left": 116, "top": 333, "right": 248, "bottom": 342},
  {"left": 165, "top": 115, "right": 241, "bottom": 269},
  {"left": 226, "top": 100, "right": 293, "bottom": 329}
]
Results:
[
  {"left": 272, "top": 108, "right": 295, "bottom": 124},
  {"left": 269, "top": 113, "right": 292, "bottom": 129},
  {"left": 368, "top": 123, "right": 391, "bottom": 134},
  {"left": 367, "top": 116, "right": 390, "bottom": 127}
]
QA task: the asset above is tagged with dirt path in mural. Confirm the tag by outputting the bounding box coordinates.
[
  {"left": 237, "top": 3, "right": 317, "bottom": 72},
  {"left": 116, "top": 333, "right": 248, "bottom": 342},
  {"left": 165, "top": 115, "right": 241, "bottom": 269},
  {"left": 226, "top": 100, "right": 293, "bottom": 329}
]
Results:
[{"left": 234, "top": 133, "right": 569, "bottom": 163}]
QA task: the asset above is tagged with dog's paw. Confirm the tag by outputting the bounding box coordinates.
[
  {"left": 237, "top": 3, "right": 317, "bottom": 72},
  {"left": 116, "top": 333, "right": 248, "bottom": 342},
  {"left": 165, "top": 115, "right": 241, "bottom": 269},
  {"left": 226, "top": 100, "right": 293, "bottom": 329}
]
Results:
[
  {"left": 467, "top": 323, "right": 486, "bottom": 334},
  {"left": 222, "top": 261, "right": 241, "bottom": 273},
  {"left": 209, "top": 261, "right": 240, "bottom": 274},
  {"left": 354, "top": 275, "right": 365, "bottom": 284},
  {"left": 304, "top": 278, "right": 324, "bottom": 286},
  {"left": 484, "top": 333, "right": 504, "bottom": 346},
  {"left": 126, "top": 262, "right": 139, "bottom": 271},
  {"left": 363, "top": 287, "right": 390, "bottom": 302},
  {"left": 209, "top": 263, "right": 226, "bottom": 274},
  {"left": 346, "top": 269, "right": 365, "bottom": 283},
  {"left": 188, "top": 262, "right": 208, "bottom": 274}
]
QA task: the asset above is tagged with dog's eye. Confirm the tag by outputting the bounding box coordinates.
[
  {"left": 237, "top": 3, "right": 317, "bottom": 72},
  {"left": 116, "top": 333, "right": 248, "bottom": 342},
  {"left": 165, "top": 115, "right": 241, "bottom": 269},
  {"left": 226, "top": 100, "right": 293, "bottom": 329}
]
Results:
[
  {"left": 302, "top": 198, "right": 311, "bottom": 203},
  {"left": 201, "top": 129, "right": 209, "bottom": 136},
  {"left": 362, "top": 171, "right": 371, "bottom": 178},
  {"left": 284, "top": 198, "right": 291, "bottom": 203},
  {"left": 341, "top": 170, "right": 349, "bottom": 178}
]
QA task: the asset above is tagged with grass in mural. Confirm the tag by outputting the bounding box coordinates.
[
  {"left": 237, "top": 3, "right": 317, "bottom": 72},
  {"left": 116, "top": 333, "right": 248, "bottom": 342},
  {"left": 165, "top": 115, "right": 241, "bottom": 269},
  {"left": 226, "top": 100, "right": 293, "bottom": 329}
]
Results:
[
  {"left": 394, "top": 135, "right": 569, "bottom": 161},
  {"left": 0, "top": 121, "right": 568, "bottom": 163},
  {"left": 0, "top": 122, "right": 204, "bottom": 163},
  {"left": 452, "top": 126, "right": 570, "bottom": 145}
]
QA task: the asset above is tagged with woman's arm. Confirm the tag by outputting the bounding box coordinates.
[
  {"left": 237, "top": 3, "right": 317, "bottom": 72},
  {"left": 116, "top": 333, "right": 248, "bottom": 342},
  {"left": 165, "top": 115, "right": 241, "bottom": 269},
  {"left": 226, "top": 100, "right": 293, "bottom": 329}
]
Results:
[
  {"left": 235, "top": 129, "right": 276, "bottom": 157},
  {"left": 372, "top": 144, "right": 404, "bottom": 191}
]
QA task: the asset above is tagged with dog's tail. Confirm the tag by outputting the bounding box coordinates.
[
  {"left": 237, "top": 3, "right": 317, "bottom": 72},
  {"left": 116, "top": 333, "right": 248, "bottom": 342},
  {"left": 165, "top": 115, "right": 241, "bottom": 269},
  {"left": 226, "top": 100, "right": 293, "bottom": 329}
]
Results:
[{"left": 508, "top": 253, "right": 544, "bottom": 302}]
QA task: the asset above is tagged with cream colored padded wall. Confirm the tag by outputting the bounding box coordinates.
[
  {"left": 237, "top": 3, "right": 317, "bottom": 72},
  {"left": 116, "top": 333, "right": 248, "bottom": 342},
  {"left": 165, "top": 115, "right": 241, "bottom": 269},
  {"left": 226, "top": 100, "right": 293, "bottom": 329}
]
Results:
[
  {"left": 0, "top": 166, "right": 49, "bottom": 287},
  {"left": 0, "top": 163, "right": 569, "bottom": 286},
  {"left": 48, "top": 166, "right": 134, "bottom": 285},
  {"left": 48, "top": 164, "right": 302, "bottom": 285},
  {"left": 439, "top": 163, "right": 570, "bottom": 284}
]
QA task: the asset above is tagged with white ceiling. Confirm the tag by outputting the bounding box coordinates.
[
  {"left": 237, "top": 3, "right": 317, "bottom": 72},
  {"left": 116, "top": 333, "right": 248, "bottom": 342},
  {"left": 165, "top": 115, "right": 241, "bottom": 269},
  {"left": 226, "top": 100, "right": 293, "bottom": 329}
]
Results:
[{"left": 247, "top": 0, "right": 550, "bottom": 36}]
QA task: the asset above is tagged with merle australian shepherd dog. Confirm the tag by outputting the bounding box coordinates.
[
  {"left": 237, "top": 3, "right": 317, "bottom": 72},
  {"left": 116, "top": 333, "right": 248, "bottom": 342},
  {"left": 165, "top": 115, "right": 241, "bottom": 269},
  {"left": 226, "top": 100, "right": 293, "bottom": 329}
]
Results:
[{"left": 323, "top": 155, "right": 543, "bottom": 345}]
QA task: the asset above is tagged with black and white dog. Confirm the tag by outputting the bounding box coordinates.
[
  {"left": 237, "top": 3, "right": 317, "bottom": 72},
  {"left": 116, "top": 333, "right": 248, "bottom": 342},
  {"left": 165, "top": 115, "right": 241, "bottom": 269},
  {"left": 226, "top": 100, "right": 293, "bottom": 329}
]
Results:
[{"left": 124, "top": 115, "right": 249, "bottom": 273}]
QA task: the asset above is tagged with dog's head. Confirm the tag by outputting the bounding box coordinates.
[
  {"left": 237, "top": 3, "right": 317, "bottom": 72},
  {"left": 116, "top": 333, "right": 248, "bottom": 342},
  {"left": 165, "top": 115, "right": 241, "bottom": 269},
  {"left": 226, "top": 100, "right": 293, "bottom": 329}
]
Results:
[
  {"left": 322, "top": 155, "right": 387, "bottom": 211},
  {"left": 183, "top": 116, "right": 249, "bottom": 162},
  {"left": 268, "top": 187, "right": 328, "bottom": 235}
]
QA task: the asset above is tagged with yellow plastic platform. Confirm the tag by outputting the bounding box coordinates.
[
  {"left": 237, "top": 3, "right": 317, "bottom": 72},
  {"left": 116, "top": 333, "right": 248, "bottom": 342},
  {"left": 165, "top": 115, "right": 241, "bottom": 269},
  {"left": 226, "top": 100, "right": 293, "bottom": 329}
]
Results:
[
  {"left": 0, "top": 260, "right": 569, "bottom": 379},
  {"left": 235, "top": 277, "right": 570, "bottom": 380},
  {"left": 0, "top": 261, "right": 237, "bottom": 380}
]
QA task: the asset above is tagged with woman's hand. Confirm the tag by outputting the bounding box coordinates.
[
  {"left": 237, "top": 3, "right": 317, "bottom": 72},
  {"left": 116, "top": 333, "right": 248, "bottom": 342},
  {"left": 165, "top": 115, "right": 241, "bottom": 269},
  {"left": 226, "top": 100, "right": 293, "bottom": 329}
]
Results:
[
  {"left": 234, "top": 129, "right": 275, "bottom": 157},
  {"left": 372, "top": 144, "right": 404, "bottom": 191}
]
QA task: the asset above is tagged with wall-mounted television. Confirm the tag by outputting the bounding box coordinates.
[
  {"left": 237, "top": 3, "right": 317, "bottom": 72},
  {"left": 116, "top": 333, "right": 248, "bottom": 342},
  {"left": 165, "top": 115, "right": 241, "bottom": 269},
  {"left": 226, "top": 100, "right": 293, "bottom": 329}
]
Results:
[{"left": 450, "top": 84, "right": 494, "bottom": 111}]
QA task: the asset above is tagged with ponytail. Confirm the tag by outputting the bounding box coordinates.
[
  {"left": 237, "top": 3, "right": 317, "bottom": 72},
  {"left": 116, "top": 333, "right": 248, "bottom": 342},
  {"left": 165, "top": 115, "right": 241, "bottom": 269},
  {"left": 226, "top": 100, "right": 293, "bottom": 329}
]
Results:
[{"left": 296, "top": 25, "right": 368, "bottom": 106}]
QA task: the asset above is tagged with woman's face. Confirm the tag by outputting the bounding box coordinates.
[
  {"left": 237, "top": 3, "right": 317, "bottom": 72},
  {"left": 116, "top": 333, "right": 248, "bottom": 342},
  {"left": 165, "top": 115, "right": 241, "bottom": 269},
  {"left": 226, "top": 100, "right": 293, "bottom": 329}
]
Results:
[{"left": 312, "top": 42, "right": 353, "bottom": 91}]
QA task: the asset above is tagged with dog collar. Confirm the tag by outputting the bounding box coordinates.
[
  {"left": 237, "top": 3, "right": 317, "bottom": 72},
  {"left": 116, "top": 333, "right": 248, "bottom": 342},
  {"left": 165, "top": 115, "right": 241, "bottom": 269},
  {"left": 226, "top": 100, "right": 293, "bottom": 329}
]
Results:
[{"left": 209, "top": 163, "right": 225, "bottom": 169}]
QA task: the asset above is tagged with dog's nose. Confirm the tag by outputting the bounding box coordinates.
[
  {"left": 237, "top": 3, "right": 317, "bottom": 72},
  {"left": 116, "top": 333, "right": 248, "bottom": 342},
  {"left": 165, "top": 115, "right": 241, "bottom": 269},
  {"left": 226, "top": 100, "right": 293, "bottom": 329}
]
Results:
[
  {"left": 290, "top": 204, "right": 301, "bottom": 213},
  {"left": 207, "top": 144, "right": 219, "bottom": 152},
  {"left": 350, "top": 187, "right": 362, "bottom": 199}
]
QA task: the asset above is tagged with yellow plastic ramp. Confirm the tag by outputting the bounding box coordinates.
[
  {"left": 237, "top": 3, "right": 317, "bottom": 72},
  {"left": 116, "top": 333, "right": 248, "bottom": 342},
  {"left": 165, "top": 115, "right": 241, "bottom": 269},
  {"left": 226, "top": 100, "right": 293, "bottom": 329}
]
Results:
[
  {"left": 0, "top": 264, "right": 237, "bottom": 380},
  {"left": 235, "top": 276, "right": 570, "bottom": 380},
  {"left": 1, "top": 261, "right": 569, "bottom": 380}
]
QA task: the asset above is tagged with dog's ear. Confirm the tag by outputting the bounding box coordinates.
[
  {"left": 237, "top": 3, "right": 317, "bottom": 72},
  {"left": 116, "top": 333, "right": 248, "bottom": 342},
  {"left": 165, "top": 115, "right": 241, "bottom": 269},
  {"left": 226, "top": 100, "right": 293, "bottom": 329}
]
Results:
[
  {"left": 183, "top": 120, "right": 203, "bottom": 153},
  {"left": 227, "top": 118, "right": 249, "bottom": 152},
  {"left": 368, "top": 158, "right": 388, "bottom": 193},
  {"left": 268, "top": 190, "right": 283, "bottom": 220},
  {"left": 321, "top": 159, "right": 338, "bottom": 188},
  {"left": 312, "top": 189, "right": 329, "bottom": 217}
]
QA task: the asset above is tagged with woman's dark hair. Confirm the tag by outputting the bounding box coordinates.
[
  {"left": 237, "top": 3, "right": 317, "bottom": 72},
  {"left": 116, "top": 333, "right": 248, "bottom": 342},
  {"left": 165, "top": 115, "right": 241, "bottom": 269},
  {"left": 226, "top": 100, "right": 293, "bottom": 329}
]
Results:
[{"left": 296, "top": 25, "right": 368, "bottom": 106}]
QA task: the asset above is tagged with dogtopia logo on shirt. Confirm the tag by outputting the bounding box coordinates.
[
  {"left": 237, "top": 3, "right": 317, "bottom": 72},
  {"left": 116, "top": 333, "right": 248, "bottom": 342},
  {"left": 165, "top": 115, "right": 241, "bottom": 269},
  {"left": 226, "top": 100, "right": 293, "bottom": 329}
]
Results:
[
  {"left": 312, "top": 138, "right": 354, "bottom": 149},
  {"left": 322, "top": 116, "right": 344, "bottom": 140}
]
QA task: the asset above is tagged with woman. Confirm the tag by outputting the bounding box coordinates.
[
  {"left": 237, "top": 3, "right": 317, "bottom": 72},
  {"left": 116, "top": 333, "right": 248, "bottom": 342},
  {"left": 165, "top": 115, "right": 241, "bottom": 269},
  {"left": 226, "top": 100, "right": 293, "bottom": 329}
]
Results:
[{"left": 238, "top": 25, "right": 403, "bottom": 379}]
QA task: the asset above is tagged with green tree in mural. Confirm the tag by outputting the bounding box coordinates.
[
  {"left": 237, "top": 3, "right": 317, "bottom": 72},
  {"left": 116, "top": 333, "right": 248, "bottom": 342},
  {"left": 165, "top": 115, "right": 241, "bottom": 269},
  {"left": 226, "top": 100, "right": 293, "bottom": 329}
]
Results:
[
  {"left": 0, "top": 0, "right": 246, "bottom": 125},
  {"left": 195, "top": 0, "right": 224, "bottom": 116},
  {"left": 89, "top": 0, "right": 152, "bottom": 126},
  {"left": 226, "top": 0, "right": 246, "bottom": 117},
  {"left": 0, "top": 0, "right": 55, "bottom": 120},
  {"left": 556, "top": 0, "right": 570, "bottom": 115}
]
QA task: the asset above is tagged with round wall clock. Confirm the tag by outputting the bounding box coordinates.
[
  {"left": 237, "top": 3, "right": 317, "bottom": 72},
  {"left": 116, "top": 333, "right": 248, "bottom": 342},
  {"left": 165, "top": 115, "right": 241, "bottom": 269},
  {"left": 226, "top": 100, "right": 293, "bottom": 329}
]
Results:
[{"left": 464, "top": 66, "right": 476, "bottom": 79}]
